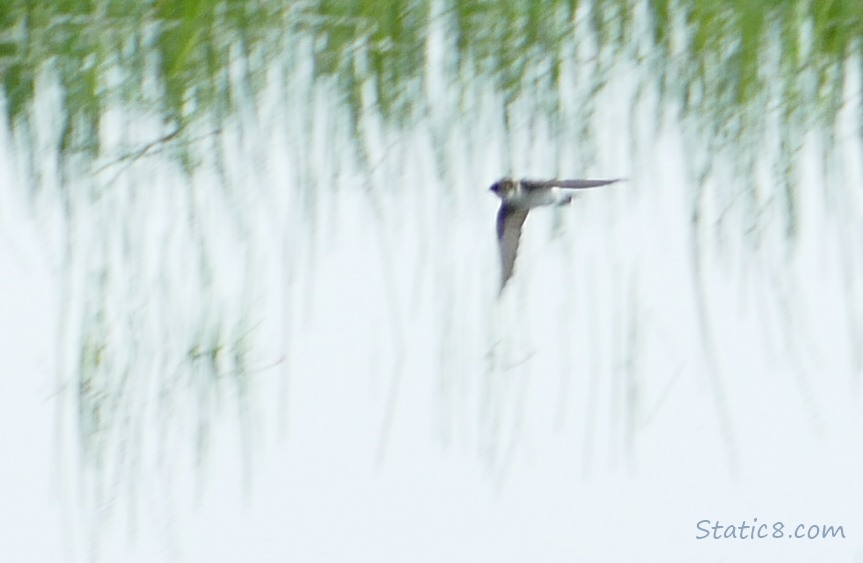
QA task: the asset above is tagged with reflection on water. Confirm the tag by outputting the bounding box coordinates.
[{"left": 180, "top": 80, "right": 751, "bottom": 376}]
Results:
[{"left": 3, "top": 0, "right": 863, "bottom": 557}]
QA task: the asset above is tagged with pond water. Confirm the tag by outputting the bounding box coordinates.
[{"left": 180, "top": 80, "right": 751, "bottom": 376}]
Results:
[{"left": 2, "top": 1, "right": 863, "bottom": 561}]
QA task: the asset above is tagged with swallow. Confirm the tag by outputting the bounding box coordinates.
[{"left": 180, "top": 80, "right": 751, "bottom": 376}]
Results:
[{"left": 490, "top": 177, "right": 622, "bottom": 293}]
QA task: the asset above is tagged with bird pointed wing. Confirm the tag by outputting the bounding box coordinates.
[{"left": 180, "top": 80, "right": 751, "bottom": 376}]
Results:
[
  {"left": 497, "top": 203, "right": 529, "bottom": 292},
  {"left": 523, "top": 178, "right": 622, "bottom": 190}
]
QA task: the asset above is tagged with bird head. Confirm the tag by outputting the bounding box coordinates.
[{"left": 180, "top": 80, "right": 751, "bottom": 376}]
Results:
[{"left": 489, "top": 178, "right": 515, "bottom": 198}]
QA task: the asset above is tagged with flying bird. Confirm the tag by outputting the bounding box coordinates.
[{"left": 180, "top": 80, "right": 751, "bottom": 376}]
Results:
[{"left": 490, "top": 177, "right": 622, "bottom": 293}]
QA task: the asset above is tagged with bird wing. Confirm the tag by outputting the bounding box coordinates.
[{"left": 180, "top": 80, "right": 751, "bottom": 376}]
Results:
[
  {"left": 523, "top": 178, "right": 622, "bottom": 190},
  {"left": 497, "top": 204, "right": 529, "bottom": 292}
]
